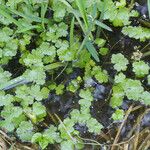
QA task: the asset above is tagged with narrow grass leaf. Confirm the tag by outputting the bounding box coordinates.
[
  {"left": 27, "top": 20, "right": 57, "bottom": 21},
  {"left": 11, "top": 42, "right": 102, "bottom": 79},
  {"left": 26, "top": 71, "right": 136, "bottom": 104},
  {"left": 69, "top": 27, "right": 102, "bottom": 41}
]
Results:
[
  {"left": 0, "top": 6, "right": 21, "bottom": 27},
  {"left": 58, "top": 0, "right": 86, "bottom": 33},
  {"left": 44, "top": 62, "right": 65, "bottom": 71},
  {"left": 16, "top": 25, "right": 42, "bottom": 33},
  {"left": 0, "top": 76, "right": 27, "bottom": 90},
  {"left": 85, "top": 40, "right": 100, "bottom": 62},
  {"left": 96, "top": 0, "right": 107, "bottom": 37},
  {"left": 95, "top": 20, "right": 112, "bottom": 32},
  {"left": 148, "top": 0, "right": 150, "bottom": 19},
  {"left": 75, "top": 0, "right": 88, "bottom": 29},
  {"left": 41, "top": 2, "right": 48, "bottom": 29},
  {"left": 70, "top": 17, "right": 75, "bottom": 48},
  {"left": 2, "top": 4, "right": 48, "bottom": 23},
  {"left": 91, "top": 4, "right": 97, "bottom": 19}
]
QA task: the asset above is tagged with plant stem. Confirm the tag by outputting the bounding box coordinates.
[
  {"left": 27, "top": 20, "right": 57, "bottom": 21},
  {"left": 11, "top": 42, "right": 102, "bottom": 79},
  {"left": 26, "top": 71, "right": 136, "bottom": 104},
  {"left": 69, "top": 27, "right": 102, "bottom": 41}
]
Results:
[{"left": 142, "top": 51, "right": 150, "bottom": 58}]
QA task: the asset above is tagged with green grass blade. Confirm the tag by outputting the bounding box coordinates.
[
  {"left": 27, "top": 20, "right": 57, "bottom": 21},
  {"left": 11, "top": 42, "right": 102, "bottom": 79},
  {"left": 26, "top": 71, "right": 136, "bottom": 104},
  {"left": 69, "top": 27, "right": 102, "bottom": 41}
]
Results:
[
  {"left": 0, "top": 6, "right": 22, "bottom": 27},
  {"left": 75, "top": 0, "right": 88, "bottom": 29},
  {"left": 58, "top": 0, "right": 86, "bottom": 34},
  {"left": 148, "top": 0, "right": 150, "bottom": 19},
  {"left": 91, "top": 3, "right": 97, "bottom": 19},
  {"left": 24, "top": 0, "right": 34, "bottom": 11},
  {"left": 16, "top": 25, "right": 41, "bottom": 33},
  {"left": 0, "top": 62, "right": 64, "bottom": 90},
  {"left": 96, "top": 0, "right": 107, "bottom": 37},
  {"left": 95, "top": 20, "right": 112, "bottom": 32},
  {"left": 78, "top": 23, "right": 94, "bottom": 52},
  {"left": 0, "top": 76, "right": 27, "bottom": 90},
  {"left": 70, "top": 17, "right": 75, "bottom": 48},
  {"left": 41, "top": 2, "right": 48, "bottom": 29},
  {"left": 1, "top": 4, "right": 48, "bottom": 23},
  {"left": 44, "top": 62, "right": 65, "bottom": 71},
  {"left": 85, "top": 40, "right": 100, "bottom": 62}
]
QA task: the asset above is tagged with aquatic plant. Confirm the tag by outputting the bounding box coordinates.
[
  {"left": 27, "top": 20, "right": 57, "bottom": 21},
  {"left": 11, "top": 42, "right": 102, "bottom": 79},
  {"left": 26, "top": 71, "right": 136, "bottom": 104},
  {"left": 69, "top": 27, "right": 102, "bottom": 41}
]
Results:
[{"left": 0, "top": 0, "right": 149, "bottom": 149}]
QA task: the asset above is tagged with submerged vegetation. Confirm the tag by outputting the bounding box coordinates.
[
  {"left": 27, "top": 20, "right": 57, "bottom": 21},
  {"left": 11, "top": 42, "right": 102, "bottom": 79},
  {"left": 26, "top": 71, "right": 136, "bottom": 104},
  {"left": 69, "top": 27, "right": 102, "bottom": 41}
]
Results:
[{"left": 0, "top": 0, "right": 150, "bottom": 149}]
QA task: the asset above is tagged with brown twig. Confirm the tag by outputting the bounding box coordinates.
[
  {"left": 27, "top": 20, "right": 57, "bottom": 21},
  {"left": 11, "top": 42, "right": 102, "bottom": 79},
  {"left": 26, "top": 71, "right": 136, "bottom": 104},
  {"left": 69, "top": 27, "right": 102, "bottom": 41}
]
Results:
[
  {"left": 133, "top": 124, "right": 140, "bottom": 150},
  {"left": 111, "top": 105, "right": 133, "bottom": 150},
  {"left": 127, "top": 108, "right": 150, "bottom": 138},
  {"left": 138, "top": 133, "right": 150, "bottom": 150}
]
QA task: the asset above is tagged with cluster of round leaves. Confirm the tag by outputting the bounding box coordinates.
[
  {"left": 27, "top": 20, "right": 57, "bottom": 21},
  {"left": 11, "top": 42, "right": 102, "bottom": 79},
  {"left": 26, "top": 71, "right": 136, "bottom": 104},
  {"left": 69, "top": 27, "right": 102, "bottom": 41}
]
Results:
[
  {"left": 122, "top": 26, "right": 150, "bottom": 42},
  {"left": 109, "top": 55, "right": 150, "bottom": 122},
  {"left": 0, "top": 83, "right": 49, "bottom": 133},
  {"left": 98, "top": 0, "right": 139, "bottom": 26},
  {"left": 0, "top": 0, "right": 149, "bottom": 149},
  {"left": 29, "top": 89, "right": 103, "bottom": 150},
  {"left": 110, "top": 53, "right": 150, "bottom": 118},
  {"left": 0, "top": 27, "right": 18, "bottom": 64}
]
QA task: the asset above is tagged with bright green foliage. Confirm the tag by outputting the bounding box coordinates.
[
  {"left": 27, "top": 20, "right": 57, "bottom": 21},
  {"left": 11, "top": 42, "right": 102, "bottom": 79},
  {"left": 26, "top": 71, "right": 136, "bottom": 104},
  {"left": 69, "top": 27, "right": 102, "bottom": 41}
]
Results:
[
  {"left": 0, "top": 67, "right": 11, "bottom": 85},
  {"left": 110, "top": 54, "right": 150, "bottom": 107},
  {"left": 95, "top": 38, "right": 106, "bottom": 47},
  {"left": 114, "top": 72, "right": 126, "bottom": 83},
  {"left": 110, "top": 85, "right": 124, "bottom": 108},
  {"left": 37, "top": 42, "right": 56, "bottom": 64},
  {"left": 42, "top": 22, "right": 68, "bottom": 42},
  {"left": 132, "top": 61, "right": 149, "bottom": 78},
  {"left": 0, "top": 104, "right": 25, "bottom": 132},
  {"left": 58, "top": 118, "right": 79, "bottom": 140},
  {"left": 111, "top": 53, "right": 129, "bottom": 72},
  {"left": 6, "top": 0, "right": 23, "bottom": 9},
  {"left": 67, "top": 76, "right": 82, "bottom": 92},
  {"left": 23, "top": 68, "right": 46, "bottom": 85},
  {"left": 91, "top": 66, "right": 108, "bottom": 83},
  {"left": 16, "top": 121, "right": 34, "bottom": 142},
  {"left": 58, "top": 117, "right": 84, "bottom": 150},
  {"left": 0, "top": 91, "right": 14, "bottom": 106},
  {"left": 61, "top": 140, "right": 74, "bottom": 150},
  {"left": 23, "top": 42, "right": 56, "bottom": 66},
  {"left": 148, "top": 75, "right": 150, "bottom": 85},
  {"left": 48, "top": 82, "right": 57, "bottom": 90},
  {"left": 32, "top": 125, "right": 61, "bottom": 149},
  {"left": 111, "top": 76, "right": 150, "bottom": 108},
  {"left": 99, "top": 47, "right": 109, "bottom": 56},
  {"left": 98, "top": 0, "right": 138, "bottom": 26},
  {"left": 32, "top": 102, "right": 47, "bottom": 121},
  {"left": 85, "top": 40, "right": 100, "bottom": 62},
  {"left": 122, "top": 79, "right": 144, "bottom": 101},
  {"left": 0, "top": 27, "right": 13, "bottom": 42},
  {"left": 61, "top": 139, "right": 84, "bottom": 150},
  {"left": 19, "top": 34, "right": 31, "bottom": 51},
  {"left": 0, "top": 14, "right": 11, "bottom": 25},
  {"left": 52, "top": 0, "right": 67, "bottom": 22},
  {"left": 116, "top": 0, "right": 126, "bottom": 8},
  {"left": 0, "top": 27, "right": 18, "bottom": 64},
  {"left": 55, "top": 84, "right": 65, "bottom": 95},
  {"left": 70, "top": 89, "right": 103, "bottom": 134},
  {"left": 57, "top": 40, "right": 76, "bottom": 61},
  {"left": 112, "top": 109, "right": 124, "bottom": 121},
  {"left": 24, "top": 102, "right": 46, "bottom": 123},
  {"left": 140, "top": 91, "right": 150, "bottom": 105},
  {"left": 73, "top": 49, "right": 91, "bottom": 68},
  {"left": 79, "top": 88, "right": 93, "bottom": 100},
  {"left": 15, "top": 85, "right": 49, "bottom": 107},
  {"left": 86, "top": 118, "right": 103, "bottom": 133},
  {"left": 122, "top": 26, "right": 150, "bottom": 42},
  {"left": 0, "top": 0, "right": 149, "bottom": 149},
  {"left": 31, "top": 0, "right": 48, "bottom": 5}
]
